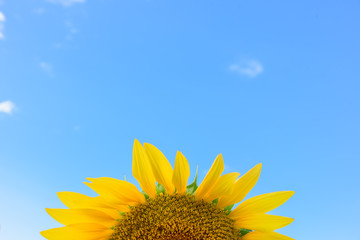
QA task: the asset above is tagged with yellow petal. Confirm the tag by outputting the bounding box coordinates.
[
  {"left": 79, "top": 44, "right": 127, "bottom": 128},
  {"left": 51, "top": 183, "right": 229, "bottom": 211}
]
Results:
[
  {"left": 84, "top": 177, "right": 145, "bottom": 205},
  {"left": 132, "top": 139, "right": 157, "bottom": 198},
  {"left": 172, "top": 151, "right": 190, "bottom": 194},
  {"left": 40, "top": 223, "right": 112, "bottom": 240},
  {"left": 241, "top": 231, "right": 295, "bottom": 240},
  {"left": 229, "top": 191, "right": 294, "bottom": 218},
  {"left": 45, "top": 208, "right": 117, "bottom": 228},
  {"left": 217, "top": 163, "right": 262, "bottom": 208},
  {"left": 57, "top": 192, "right": 92, "bottom": 209},
  {"left": 195, "top": 154, "right": 224, "bottom": 200},
  {"left": 58, "top": 192, "right": 115, "bottom": 209},
  {"left": 144, "top": 143, "right": 175, "bottom": 194},
  {"left": 57, "top": 191, "right": 129, "bottom": 219},
  {"left": 234, "top": 213, "right": 294, "bottom": 231},
  {"left": 203, "top": 172, "right": 240, "bottom": 202}
]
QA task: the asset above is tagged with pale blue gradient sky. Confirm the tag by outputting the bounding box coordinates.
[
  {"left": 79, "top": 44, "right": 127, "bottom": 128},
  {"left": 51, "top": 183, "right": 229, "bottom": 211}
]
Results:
[{"left": 1, "top": 0, "right": 360, "bottom": 239}]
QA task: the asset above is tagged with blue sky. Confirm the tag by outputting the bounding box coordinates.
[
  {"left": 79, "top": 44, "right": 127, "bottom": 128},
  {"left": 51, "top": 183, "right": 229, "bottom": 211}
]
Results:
[{"left": 1, "top": 0, "right": 360, "bottom": 239}]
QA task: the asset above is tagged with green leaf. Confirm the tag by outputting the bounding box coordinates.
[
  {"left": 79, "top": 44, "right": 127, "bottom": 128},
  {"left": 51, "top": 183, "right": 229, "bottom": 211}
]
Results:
[
  {"left": 156, "top": 183, "right": 166, "bottom": 194},
  {"left": 186, "top": 165, "right": 198, "bottom": 195},
  {"left": 239, "top": 228, "right": 252, "bottom": 236}
]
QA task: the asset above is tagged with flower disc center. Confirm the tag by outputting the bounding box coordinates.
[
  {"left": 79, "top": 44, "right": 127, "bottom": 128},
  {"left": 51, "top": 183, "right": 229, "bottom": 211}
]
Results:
[{"left": 110, "top": 194, "right": 242, "bottom": 240}]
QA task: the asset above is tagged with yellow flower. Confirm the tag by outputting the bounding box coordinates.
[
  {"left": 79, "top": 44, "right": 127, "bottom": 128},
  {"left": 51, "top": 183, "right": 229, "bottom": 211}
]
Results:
[{"left": 41, "top": 140, "right": 294, "bottom": 240}]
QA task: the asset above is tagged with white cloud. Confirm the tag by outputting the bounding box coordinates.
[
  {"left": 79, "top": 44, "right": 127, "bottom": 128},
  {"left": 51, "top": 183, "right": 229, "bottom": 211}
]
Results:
[
  {"left": 46, "top": 0, "right": 85, "bottom": 7},
  {"left": 0, "top": 101, "right": 15, "bottom": 114},
  {"left": 39, "top": 62, "right": 53, "bottom": 76},
  {"left": 0, "top": 11, "right": 5, "bottom": 40},
  {"left": 229, "top": 59, "right": 263, "bottom": 78},
  {"left": 0, "top": 11, "right": 5, "bottom": 21}
]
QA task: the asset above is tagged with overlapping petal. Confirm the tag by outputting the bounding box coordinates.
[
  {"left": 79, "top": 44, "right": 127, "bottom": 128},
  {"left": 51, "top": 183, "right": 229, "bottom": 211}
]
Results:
[
  {"left": 144, "top": 143, "right": 175, "bottom": 194},
  {"left": 45, "top": 208, "right": 117, "bottom": 227},
  {"left": 234, "top": 213, "right": 294, "bottom": 231},
  {"left": 84, "top": 177, "right": 145, "bottom": 205},
  {"left": 195, "top": 154, "right": 224, "bottom": 200},
  {"left": 132, "top": 139, "right": 157, "bottom": 198},
  {"left": 217, "top": 163, "right": 262, "bottom": 208},
  {"left": 203, "top": 172, "right": 240, "bottom": 202},
  {"left": 57, "top": 191, "right": 129, "bottom": 218},
  {"left": 229, "top": 191, "right": 294, "bottom": 218},
  {"left": 241, "top": 231, "right": 295, "bottom": 240},
  {"left": 40, "top": 223, "right": 112, "bottom": 240}
]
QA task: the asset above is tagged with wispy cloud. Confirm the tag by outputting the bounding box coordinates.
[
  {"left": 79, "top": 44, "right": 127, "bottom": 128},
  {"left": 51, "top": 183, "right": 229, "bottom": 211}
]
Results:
[
  {"left": 39, "top": 62, "right": 53, "bottom": 76},
  {"left": 46, "top": 0, "right": 85, "bottom": 7},
  {"left": 53, "top": 21, "right": 79, "bottom": 47},
  {"left": 0, "top": 101, "right": 15, "bottom": 114},
  {"left": 229, "top": 59, "right": 263, "bottom": 78},
  {"left": 34, "top": 7, "right": 46, "bottom": 15},
  {"left": 65, "top": 21, "right": 78, "bottom": 39},
  {"left": 0, "top": 11, "right": 5, "bottom": 40}
]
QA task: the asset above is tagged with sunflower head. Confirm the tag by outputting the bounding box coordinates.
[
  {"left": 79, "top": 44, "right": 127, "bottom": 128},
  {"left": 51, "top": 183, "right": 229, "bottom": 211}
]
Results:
[{"left": 41, "top": 139, "right": 294, "bottom": 240}]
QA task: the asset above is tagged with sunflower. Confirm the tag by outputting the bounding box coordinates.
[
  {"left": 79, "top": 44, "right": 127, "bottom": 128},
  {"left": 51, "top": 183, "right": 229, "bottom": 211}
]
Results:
[{"left": 41, "top": 140, "right": 294, "bottom": 240}]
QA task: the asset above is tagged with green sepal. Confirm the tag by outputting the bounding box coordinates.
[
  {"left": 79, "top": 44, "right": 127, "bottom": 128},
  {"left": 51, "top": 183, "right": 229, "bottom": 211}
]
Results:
[
  {"left": 224, "top": 204, "right": 234, "bottom": 215},
  {"left": 186, "top": 165, "right": 198, "bottom": 195},
  {"left": 212, "top": 198, "right": 219, "bottom": 205},
  {"left": 142, "top": 191, "right": 150, "bottom": 199},
  {"left": 118, "top": 211, "right": 126, "bottom": 216},
  {"left": 110, "top": 226, "right": 114, "bottom": 230},
  {"left": 156, "top": 183, "right": 166, "bottom": 194},
  {"left": 239, "top": 228, "right": 252, "bottom": 236}
]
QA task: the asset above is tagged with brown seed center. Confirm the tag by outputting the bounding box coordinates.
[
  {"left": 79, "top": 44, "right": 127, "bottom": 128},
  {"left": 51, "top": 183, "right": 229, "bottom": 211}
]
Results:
[{"left": 110, "top": 194, "right": 242, "bottom": 240}]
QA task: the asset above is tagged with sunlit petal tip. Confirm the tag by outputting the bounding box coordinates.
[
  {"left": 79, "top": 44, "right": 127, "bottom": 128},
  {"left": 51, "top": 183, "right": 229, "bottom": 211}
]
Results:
[
  {"left": 288, "top": 190, "right": 295, "bottom": 197},
  {"left": 134, "top": 138, "right": 142, "bottom": 147},
  {"left": 40, "top": 229, "right": 51, "bottom": 239},
  {"left": 254, "top": 163, "right": 262, "bottom": 171},
  {"left": 217, "top": 153, "right": 224, "bottom": 161},
  {"left": 274, "top": 190, "right": 295, "bottom": 201}
]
